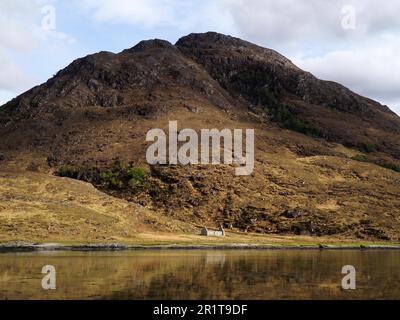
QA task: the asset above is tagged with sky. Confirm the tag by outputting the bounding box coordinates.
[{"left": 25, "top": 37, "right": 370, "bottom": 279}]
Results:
[{"left": 0, "top": 0, "right": 399, "bottom": 115}]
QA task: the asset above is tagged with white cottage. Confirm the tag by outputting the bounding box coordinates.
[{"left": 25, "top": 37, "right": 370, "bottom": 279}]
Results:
[{"left": 201, "top": 225, "right": 226, "bottom": 237}]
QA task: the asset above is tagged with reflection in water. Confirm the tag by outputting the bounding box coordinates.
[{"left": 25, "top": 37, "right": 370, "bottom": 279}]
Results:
[{"left": 0, "top": 250, "right": 399, "bottom": 300}]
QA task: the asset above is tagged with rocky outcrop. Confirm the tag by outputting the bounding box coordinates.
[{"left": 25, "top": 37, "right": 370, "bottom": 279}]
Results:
[
  {"left": 0, "top": 32, "right": 400, "bottom": 241},
  {"left": 176, "top": 32, "right": 400, "bottom": 158}
]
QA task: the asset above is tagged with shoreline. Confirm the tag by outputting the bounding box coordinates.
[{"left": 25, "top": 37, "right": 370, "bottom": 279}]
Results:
[{"left": 1, "top": 241, "right": 400, "bottom": 252}]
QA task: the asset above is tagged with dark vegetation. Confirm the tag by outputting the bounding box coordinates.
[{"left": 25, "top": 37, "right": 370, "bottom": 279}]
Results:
[
  {"left": 345, "top": 142, "right": 378, "bottom": 154},
  {"left": 351, "top": 154, "right": 369, "bottom": 163},
  {"left": 376, "top": 160, "right": 400, "bottom": 173},
  {"left": 351, "top": 154, "right": 400, "bottom": 172},
  {"left": 229, "top": 67, "right": 398, "bottom": 171},
  {"left": 57, "top": 162, "right": 148, "bottom": 193},
  {"left": 230, "top": 67, "right": 323, "bottom": 137}
]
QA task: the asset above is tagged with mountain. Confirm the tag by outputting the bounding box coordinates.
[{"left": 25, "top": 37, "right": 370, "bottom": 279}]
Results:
[
  {"left": 177, "top": 33, "right": 400, "bottom": 158},
  {"left": 0, "top": 32, "right": 399, "bottom": 242}
]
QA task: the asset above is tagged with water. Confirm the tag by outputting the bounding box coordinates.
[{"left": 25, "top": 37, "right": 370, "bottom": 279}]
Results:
[{"left": 0, "top": 250, "right": 399, "bottom": 300}]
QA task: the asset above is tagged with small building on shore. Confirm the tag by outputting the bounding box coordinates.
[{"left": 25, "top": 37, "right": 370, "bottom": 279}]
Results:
[{"left": 201, "top": 225, "right": 226, "bottom": 237}]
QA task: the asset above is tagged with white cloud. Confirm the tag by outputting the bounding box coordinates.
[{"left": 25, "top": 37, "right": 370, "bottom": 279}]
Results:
[
  {"left": 0, "top": 0, "right": 76, "bottom": 105},
  {"left": 292, "top": 35, "right": 400, "bottom": 114},
  {"left": 221, "top": 0, "right": 400, "bottom": 49},
  {"left": 0, "top": 15, "right": 38, "bottom": 51},
  {"left": 0, "top": 51, "right": 37, "bottom": 92},
  {"left": 79, "top": 0, "right": 237, "bottom": 33},
  {"left": 80, "top": 0, "right": 175, "bottom": 27}
]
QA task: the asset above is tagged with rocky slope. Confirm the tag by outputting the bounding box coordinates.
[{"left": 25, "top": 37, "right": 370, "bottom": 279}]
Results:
[
  {"left": 177, "top": 33, "right": 400, "bottom": 159},
  {"left": 0, "top": 32, "right": 399, "bottom": 242}
]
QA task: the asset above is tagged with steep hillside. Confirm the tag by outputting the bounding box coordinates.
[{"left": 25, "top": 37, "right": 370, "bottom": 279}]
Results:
[
  {"left": 0, "top": 32, "right": 399, "bottom": 242},
  {"left": 177, "top": 32, "right": 400, "bottom": 159}
]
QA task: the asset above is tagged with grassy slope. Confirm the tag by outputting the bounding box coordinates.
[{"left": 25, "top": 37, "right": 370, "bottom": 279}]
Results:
[{"left": 0, "top": 169, "right": 398, "bottom": 247}]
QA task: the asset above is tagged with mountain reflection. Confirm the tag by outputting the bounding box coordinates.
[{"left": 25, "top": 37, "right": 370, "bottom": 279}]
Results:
[{"left": 0, "top": 250, "right": 399, "bottom": 300}]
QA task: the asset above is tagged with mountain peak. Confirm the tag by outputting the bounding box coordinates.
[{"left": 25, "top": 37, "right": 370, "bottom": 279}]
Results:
[
  {"left": 124, "top": 39, "right": 175, "bottom": 54},
  {"left": 176, "top": 32, "right": 299, "bottom": 72},
  {"left": 1, "top": 32, "right": 400, "bottom": 160},
  {"left": 176, "top": 31, "right": 248, "bottom": 48}
]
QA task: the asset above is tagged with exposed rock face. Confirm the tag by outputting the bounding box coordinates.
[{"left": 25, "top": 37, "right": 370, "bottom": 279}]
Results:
[
  {"left": 1, "top": 38, "right": 231, "bottom": 117},
  {"left": 0, "top": 32, "right": 399, "bottom": 241},
  {"left": 2, "top": 32, "right": 400, "bottom": 158},
  {"left": 177, "top": 32, "right": 400, "bottom": 158}
]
